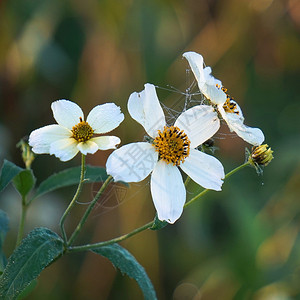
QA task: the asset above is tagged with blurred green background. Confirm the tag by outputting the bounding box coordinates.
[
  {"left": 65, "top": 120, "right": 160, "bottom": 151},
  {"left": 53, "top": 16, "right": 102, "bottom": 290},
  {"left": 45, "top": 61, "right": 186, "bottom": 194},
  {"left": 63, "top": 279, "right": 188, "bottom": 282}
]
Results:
[{"left": 0, "top": 0, "right": 300, "bottom": 299}]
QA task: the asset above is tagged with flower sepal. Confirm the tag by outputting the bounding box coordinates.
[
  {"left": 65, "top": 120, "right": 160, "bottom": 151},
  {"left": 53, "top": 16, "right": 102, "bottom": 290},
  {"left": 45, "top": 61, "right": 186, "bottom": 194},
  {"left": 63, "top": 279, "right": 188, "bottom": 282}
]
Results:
[{"left": 150, "top": 214, "right": 168, "bottom": 231}]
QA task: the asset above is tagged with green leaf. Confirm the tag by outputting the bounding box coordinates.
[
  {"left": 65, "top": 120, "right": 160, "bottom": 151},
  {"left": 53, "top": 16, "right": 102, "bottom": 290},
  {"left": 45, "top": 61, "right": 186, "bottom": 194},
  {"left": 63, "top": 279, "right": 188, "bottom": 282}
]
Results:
[
  {"left": 0, "top": 160, "right": 23, "bottom": 193},
  {"left": 16, "top": 279, "right": 37, "bottom": 300},
  {"left": 34, "top": 165, "right": 109, "bottom": 199},
  {"left": 13, "top": 169, "right": 36, "bottom": 198},
  {"left": 92, "top": 244, "right": 157, "bottom": 300},
  {"left": 150, "top": 214, "right": 168, "bottom": 231},
  {"left": 0, "top": 227, "right": 64, "bottom": 299},
  {"left": 0, "top": 210, "right": 9, "bottom": 273}
]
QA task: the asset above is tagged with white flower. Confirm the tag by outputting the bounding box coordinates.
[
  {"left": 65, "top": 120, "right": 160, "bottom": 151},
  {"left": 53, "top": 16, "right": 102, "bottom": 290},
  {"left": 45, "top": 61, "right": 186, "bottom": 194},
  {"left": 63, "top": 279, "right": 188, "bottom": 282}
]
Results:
[
  {"left": 29, "top": 100, "right": 124, "bottom": 161},
  {"left": 183, "top": 51, "right": 265, "bottom": 146},
  {"left": 106, "top": 83, "right": 225, "bottom": 224}
]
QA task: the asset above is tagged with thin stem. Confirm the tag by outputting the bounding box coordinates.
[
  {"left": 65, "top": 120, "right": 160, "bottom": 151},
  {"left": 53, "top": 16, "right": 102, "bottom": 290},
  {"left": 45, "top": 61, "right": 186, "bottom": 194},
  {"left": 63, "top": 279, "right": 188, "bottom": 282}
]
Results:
[
  {"left": 68, "top": 221, "right": 154, "bottom": 253},
  {"left": 224, "top": 161, "right": 250, "bottom": 178},
  {"left": 67, "top": 175, "right": 113, "bottom": 246},
  {"left": 184, "top": 161, "right": 250, "bottom": 208},
  {"left": 16, "top": 197, "right": 28, "bottom": 247},
  {"left": 67, "top": 161, "right": 250, "bottom": 253},
  {"left": 60, "top": 154, "right": 86, "bottom": 243}
]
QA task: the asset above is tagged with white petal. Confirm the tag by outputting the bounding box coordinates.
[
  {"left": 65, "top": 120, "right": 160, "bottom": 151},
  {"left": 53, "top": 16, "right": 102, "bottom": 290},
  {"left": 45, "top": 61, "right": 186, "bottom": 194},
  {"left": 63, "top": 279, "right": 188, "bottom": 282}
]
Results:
[
  {"left": 183, "top": 52, "right": 226, "bottom": 105},
  {"left": 180, "top": 149, "right": 224, "bottom": 191},
  {"left": 151, "top": 160, "right": 185, "bottom": 224},
  {"left": 29, "top": 124, "right": 71, "bottom": 154},
  {"left": 77, "top": 140, "right": 99, "bottom": 155},
  {"left": 183, "top": 52, "right": 205, "bottom": 87},
  {"left": 49, "top": 138, "right": 79, "bottom": 161},
  {"left": 86, "top": 103, "right": 124, "bottom": 134},
  {"left": 174, "top": 105, "right": 220, "bottom": 148},
  {"left": 91, "top": 136, "right": 121, "bottom": 150},
  {"left": 51, "top": 100, "right": 84, "bottom": 129},
  {"left": 218, "top": 103, "right": 265, "bottom": 145},
  {"left": 127, "top": 83, "right": 166, "bottom": 138},
  {"left": 218, "top": 100, "right": 244, "bottom": 123},
  {"left": 233, "top": 125, "right": 265, "bottom": 146},
  {"left": 106, "top": 142, "right": 158, "bottom": 182},
  {"left": 202, "top": 67, "right": 227, "bottom": 105},
  {"left": 218, "top": 101, "right": 244, "bottom": 133}
]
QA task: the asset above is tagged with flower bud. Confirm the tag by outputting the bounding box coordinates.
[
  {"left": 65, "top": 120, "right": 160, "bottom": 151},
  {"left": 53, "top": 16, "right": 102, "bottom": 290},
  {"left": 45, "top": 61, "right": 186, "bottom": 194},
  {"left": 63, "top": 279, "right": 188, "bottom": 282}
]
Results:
[
  {"left": 17, "top": 138, "right": 35, "bottom": 169},
  {"left": 249, "top": 144, "right": 273, "bottom": 167}
]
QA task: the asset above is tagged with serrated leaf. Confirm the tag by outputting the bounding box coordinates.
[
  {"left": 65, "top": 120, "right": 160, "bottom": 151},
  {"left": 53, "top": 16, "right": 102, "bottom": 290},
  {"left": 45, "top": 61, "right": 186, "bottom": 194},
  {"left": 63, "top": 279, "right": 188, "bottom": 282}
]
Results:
[
  {"left": 13, "top": 169, "right": 36, "bottom": 198},
  {"left": 0, "top": 210, "right": 9, "bottom": 273},
  {"left": 0, "top": 227, "right": 64, "bottom": 299},
  {"left": 92, "top": 244, "right": 157, "bottom": 300},
  {"left": 34, "top": 165, "right": 109, "bottom": 199},
  {"left": 0, "top": 160, "right": 23, "bottom": 193},
  {"left": 150, "top": 214, "right": 168, "bottom": 231}
]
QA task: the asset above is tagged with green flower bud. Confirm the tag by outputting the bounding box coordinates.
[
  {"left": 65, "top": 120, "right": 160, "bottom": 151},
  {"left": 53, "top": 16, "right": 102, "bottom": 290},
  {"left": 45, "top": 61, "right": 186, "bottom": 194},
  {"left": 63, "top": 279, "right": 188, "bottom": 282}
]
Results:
[
  {"left": 249, "top": 144, "right": 273, "bottom": 167},
  {"left": 17, "top": 138, "right": 35, "bottom": 169}
]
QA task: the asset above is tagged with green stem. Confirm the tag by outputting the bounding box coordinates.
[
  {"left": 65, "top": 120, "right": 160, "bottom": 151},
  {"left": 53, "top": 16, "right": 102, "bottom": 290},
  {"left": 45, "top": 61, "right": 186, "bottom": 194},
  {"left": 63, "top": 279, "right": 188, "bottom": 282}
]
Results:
[
  {"left": 68, "top": 221, "right": 154, "bottom": 253},
  {"left": 16, "top": 198, "right": 28, "bottom": 247},
  {"left": 67, "top": 175, "right": 113, "bottom": 246},
  {"left": 184, "top": 161, "right": 250, "bottom": 208},
  {"left": 60, "top": 154, "right": 86, "bottom": 243},
  {"left": 224, "top": 161, "right": 250, "bottom": 178},
  {"left": 67, "top": 161, "right": 250, "bottom": 253}
]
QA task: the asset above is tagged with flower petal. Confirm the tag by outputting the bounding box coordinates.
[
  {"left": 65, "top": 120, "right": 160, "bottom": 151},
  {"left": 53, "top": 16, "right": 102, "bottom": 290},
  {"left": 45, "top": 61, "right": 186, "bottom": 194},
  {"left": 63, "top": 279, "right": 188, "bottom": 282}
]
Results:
[
  {"left": 180, "top": 149, "right": 224, "bottom": 191},
  {"left": 91, "top": 136, "right": 121, "bottom": 150},
  {"left": 106, "top": 142, "right": 158, "bottom": 182},
  {"left": 201, "top": 67, "right": 226, "bottom": 105},
  {"left": 49, "top": 138, "right": 79, "bottom": 161},
  {"left": 29, "top": 124, "right": 71, "bottom": 154},
  {"left": 51, "top": 100, "right": 84, "bottom": 129},
  {"left": 218, "top": 103, "right": 265, "bottom": 145},
  {"left": 127, "top": 83, "right": 166, "bottom": 138},
  {"left": 183, "top": 52, "right": 226, "bottom": 105},
  {"left": 151, "top": 160, "right": 185, "bottom": 224},
  {"left": 86, "top": 103, "right": 124, "bottom": 134},
  {"left": 77, "top": 140, "right": 99, "bottom": 155},
  {"left": 183, "top": 51, "right": 205, "bottom": 86},
  {"left": 174, "top": 105, "right": 220, "bottom": 148}
]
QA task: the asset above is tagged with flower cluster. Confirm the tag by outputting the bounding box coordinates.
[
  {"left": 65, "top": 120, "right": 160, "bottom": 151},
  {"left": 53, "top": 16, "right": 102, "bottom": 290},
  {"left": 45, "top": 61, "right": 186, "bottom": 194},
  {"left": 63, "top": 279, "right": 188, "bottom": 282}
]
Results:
[{"left": 29, "top": 51, "right": 270, "bottom": 224}]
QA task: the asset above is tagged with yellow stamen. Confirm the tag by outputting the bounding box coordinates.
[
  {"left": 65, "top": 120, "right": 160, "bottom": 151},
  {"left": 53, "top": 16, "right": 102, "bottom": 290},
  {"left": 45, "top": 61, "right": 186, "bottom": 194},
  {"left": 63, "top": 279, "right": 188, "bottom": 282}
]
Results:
[
  {"left": 223, "top": 97, "right": 239, "bottom": 115},
  {"left": 153, "top": 126, "right": 190, "bottom": 166},
  {"left": 72, "top": 118, "right": 94, "bottom": 142},
  {"left": 216, "top": 84, "right": 239, "bottom": 115}
]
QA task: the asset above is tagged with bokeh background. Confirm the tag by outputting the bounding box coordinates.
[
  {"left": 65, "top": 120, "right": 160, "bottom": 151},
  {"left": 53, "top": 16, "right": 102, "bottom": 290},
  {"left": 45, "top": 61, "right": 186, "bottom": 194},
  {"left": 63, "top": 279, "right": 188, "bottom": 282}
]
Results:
[{"left": 0, "top": 0, "right": 300, "bottom": 299}]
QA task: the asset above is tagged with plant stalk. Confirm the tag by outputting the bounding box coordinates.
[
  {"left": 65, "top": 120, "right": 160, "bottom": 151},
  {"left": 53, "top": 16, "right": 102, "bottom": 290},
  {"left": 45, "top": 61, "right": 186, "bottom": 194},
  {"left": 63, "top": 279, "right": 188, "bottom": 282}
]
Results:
[
  {"left": 16, "top": 198, "right": 28, "bottom": 247},
  {"left": 67, "top": 175, "right": 113, "bottom": 246},
  {"left": 184, "top": 161, "right": 250, "bottom": 208},
  {"left": 67, "top": 161, "right": 250, "bottom": 253},
  {"left": 60, "top": 154, "right": 86, "bottom": 243},
  {"left": 68, "top": 221, "right": 154, "bottom": 253}
]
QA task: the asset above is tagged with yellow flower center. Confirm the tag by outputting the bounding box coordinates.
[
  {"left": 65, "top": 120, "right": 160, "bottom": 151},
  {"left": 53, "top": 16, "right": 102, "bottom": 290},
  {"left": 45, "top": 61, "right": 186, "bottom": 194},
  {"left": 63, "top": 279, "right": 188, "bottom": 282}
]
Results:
[
  {"left": 216, "top": 84, "right": 239, "bottom": 115},
  {"left": 223, "top": 97, "right": 239, "bottom": 115},
  {"left": 72, "top": 118, "right": 94, "bottom": 142},
  {"left": 153, "top": 126, "right": 190, "bottom": 166}
]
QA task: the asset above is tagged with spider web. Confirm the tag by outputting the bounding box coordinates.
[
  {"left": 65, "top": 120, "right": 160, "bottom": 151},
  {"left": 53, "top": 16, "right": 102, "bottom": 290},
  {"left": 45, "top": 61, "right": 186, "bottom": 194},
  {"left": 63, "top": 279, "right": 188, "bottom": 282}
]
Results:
[{"left": 80, "top": 66, "right": 238, "bottom": 216}]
